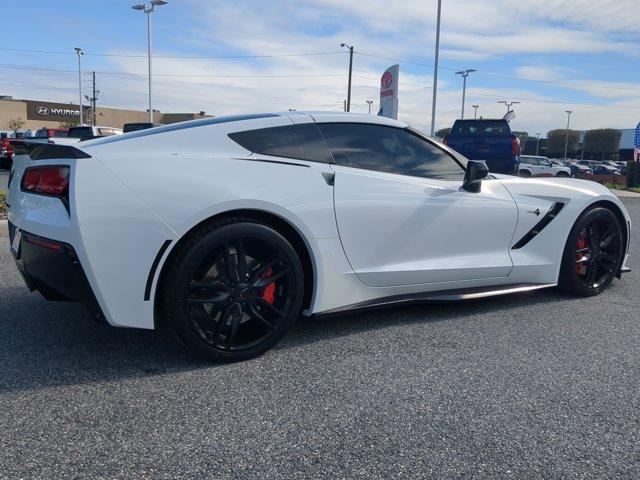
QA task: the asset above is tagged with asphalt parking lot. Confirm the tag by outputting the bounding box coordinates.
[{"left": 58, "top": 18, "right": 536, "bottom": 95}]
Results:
[{"left": 0, "top": 198, "right": 638, "bottom": 480}]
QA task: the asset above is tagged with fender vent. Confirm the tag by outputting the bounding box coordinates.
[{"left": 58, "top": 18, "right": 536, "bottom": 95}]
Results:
[{"left": 512, "top": 202, "right": 565, "bottom": 250}]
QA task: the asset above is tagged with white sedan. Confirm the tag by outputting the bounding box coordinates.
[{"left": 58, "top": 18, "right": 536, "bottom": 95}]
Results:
[{"left": 6, "top": 112, "right": 631, "bottom": 361}]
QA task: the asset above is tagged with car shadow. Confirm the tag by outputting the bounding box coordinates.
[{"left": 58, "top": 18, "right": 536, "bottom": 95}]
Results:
[{"left": 0, "top": 279, "right": 578, "bottom": 396}]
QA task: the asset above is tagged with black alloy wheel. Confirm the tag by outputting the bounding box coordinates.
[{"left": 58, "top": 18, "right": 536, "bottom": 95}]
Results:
[
  {"left": 161, "top": 220, "right": 304, "bottom": 361},
  {"left": 559, "top": 207, "right": 624, "bottom": 296}
]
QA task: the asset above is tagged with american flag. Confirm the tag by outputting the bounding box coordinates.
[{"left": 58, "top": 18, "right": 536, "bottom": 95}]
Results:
[{"left": 635, "top": 122, "right": 640, "bottom": 161}]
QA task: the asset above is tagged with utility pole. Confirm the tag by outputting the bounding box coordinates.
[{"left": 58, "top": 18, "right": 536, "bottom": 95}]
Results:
[
  {"left": 563, "top": 110, "right": 573, "bottom": 159},
  {"left": 536, "top": 132, "right": 541, "bottom": 156},
  {"left": 430, "top": 0, "right": 442, "bottom": 136},
  {"left": 455, "top": 69, "right": 476, "bottom": 119},
  {"left": 85, "top": 72, "right": 100, "bottom": 126},
  {"left": 132, "top": 0, "right": 168, "bottom": 124},
  {"left": 366, "top": 100, "right": 373, "bottom": 114},
  {"left": 340, "top": 43, "right": 354, "bottom": 112},
  {"left": 498, "top": 100, "right": 520, "bottom": 114},
  {"left": 472, "top": 105, "right": 479, "bottom": 119},
  {"left": 74, "top": 47, "right": 84, "bottom": 124}
]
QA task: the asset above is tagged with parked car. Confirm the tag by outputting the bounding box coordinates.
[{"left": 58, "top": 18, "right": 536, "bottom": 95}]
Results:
[
  {"left": 442, "top": 119, "right": 520, "bottom": 174},
  {"left": 0, "top": 133, "right": 12, "bottom": 170},
  {"left": 517, "top": 155, "right": 571, "bottom": 177},
  {"left": 123, "top": 122, "right": 162, "bottom": 133},
  {"left": 67, "top": 125, "right": 123, "bottom": 141},
  {"left": 592, "top": 165, "right": 621, "bottom": 176},
  {"left": 34, "top": 127, "right": 69, "bottom": 139},
  {"left": 6, "top": 111, "right": 631, "bottom": 361},
  {"left": 566, "top": 162, "right": 592, "bottom": 177}
]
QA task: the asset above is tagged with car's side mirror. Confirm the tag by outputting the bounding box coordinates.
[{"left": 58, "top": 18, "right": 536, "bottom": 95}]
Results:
[{"left": 463, "top": 160, "right": 489, "bottom": 193}]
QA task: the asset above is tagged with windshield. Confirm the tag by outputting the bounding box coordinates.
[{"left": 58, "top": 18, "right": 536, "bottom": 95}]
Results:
[
  {"left": 67, "top": 127, "right": 94, "bottom": 139},
  {"left": 451, "top": 120, "right": 510, "bottom": 135}
]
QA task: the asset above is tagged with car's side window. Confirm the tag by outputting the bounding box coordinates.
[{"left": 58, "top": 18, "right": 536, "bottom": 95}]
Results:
[
  {"left": 317, "top": 123, "right": 465, "bottom": 180},
  {"left": 228, "top": 123, "right": 334, "bottom": 164}
]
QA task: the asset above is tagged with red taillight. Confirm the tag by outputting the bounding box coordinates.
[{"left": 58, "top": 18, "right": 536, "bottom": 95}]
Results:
[
  {"left": 21, "top": 166, "right": 70, "bottom": 197},
  {"left": 2, "top": 137, "right": 12, "bottom": 157},
  {"left": 512, "top": 137, "right": 520, "bottom": 155}
]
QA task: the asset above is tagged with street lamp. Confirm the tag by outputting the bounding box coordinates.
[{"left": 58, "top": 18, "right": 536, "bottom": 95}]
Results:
[
  {"left": 366, "top": 100, "right": 373, "bottom": 114},
  {"left": 454, "top": 69, "right": 476, "bottom": 119},
  {"left": 340, "top": 43, "right": 354, "bottom": 112},
  {"left": 472, "top": 104, "right": 479, "bottom": 119},
  {"left": 563, "top": 110, "right": 573, "bottom": 159},
  {"left": 132, "top": 0, "right": 168, "bottom": 123},
  {"left": 74, "top": 47, "right": 84, "bottom": 124},
  {"left": 430, "top": 0, "right": 442, "bottom": 136},
  {"left": 498, "top": 100, "right": 520, "bottom": 114},
  {"left": 536, "top": 132, "right": 541, "bottom": 156}
]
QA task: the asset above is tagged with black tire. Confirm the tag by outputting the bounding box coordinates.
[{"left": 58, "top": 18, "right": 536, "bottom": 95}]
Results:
[
  {"left": 160, "top": 218, "right": 305, "bottom": 361},
  {"left": 519, "top": 169, "right": 532, "bottom": 177},
  {"left": 558, "top": 207, "right": 624, "bottom": 296},
  {"left": 556, "top": 171, "right": 570, "bottom": 177}
]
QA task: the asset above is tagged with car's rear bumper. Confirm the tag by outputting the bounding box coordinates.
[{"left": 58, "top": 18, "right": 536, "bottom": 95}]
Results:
[{"left": 9, "top": 222, "right": 99, "bottom": 306}]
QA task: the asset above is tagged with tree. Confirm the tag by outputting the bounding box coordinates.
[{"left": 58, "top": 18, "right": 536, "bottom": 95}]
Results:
[
  {"left": 583, "top": 129, "right": 621, "bottom": 160},
  {"left": 7, "top": 117, "right": 25, "bottom": 130},
  {"left": 546, "top": 129, "right": 580, "bottom": 157},
  {"left": 435, "top": 127, "right": 451, "bottom": 138},
  {"left": 59, "top": 120, "right": 79, "bottom": 129}
]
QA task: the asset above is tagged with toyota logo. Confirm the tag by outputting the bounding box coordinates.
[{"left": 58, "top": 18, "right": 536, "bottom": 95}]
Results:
[{"left": 36, "top": 106, "right": 50, "bottom": 115}]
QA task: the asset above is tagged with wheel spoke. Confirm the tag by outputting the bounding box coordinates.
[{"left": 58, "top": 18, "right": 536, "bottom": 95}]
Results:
[
  {"left": 585, "top": 258, "right": 600, "bottom": 287},
  {"left": 252, "top": 267, "right": 288, "bottom": 288},
  {"left": 599, "top": 252, "right": 617, "bottom": 269},
  {"left": 247, "top": 300, "right": 277, "bottom": 331},
  {"left": 235, "top": 237, "right": 249, "bottom": 280},
  {"left": 226, "top": 306, "right": 242, "bottom": 349},
  {"left": 251, "top": 256, "right": 285, "bottom": 283},
  {"left": 253, "top": 296, "right": 285, "bottom": 319},
  {"left": 188, "top": 280, "right": 232, "bottom": 306},
  {"left": 588, "top": 222, "right": 601, "bottom": 248},
  {"left": 222, "top": 243, "right": 240, "bottom": 282},
  {"left": 600, "top": 226, "right": 617, "bottom": 248}
]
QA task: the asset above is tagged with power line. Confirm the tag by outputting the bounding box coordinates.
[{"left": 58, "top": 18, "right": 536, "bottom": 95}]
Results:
[
  {"left": 355, "top": 50, "right": 640, "bottom": 94},
  {"left": 0, "top": 47, "right": 345, "bottom": 59},
  {"left": 352, "top": 74, "right": 640, "bottom": 110},
  {"left": 0, "top": 65, "right": 345, "bottom": 78}
]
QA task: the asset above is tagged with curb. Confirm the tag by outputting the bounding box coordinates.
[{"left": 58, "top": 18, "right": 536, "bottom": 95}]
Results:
[
  {"left": 613, "top": 189, "right": 640, "bottom": 198},
  {"left": 0, "top": 219, "right": 7, "bottom": 238}
]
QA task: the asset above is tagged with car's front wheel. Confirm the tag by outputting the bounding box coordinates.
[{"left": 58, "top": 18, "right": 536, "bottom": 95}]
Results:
[
  {"left": 160, "top": 219, "right": 305, "bottom": 361},
  {"left": 558, "top": 206, "right": 624, "bottom": 296}
]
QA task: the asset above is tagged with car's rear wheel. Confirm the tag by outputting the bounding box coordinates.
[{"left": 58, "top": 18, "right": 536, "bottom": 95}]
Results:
[
  {"left": 556, "top": 171, "right": 570, "bottom": 177},
  {"left": 161, "top": 219, "right": 304, "bottom": 361},
  {"left": 558, "top": 206, "right": 624, "bottom": 296},
  {"left": 519, "top": 169, "right": 532, "bottom": 177}
]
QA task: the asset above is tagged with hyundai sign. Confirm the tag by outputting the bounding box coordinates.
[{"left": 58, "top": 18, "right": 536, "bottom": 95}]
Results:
[
  {"left": 378, "top": 64, "right": 399, "bottom": 120},
  {"left": 26, "top": 100, "right": 88, "bottom": 122}
]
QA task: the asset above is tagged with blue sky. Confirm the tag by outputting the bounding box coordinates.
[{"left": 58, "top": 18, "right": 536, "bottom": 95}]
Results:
[{"left": 2, "top": 0, "right": 640, "bottom": 134}]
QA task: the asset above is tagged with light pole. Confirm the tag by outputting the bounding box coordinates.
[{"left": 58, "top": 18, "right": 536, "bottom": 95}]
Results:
[
  {"left": 74, "top": 47, "right": 84, "bottom": 124},
  {"left": 536, "top": 132, "right": 541, "bottom": 156},
  {"left": 454, "top": 69, "right": 476, "bottom": 119},
  {"left": 340, "top": 43, "right": 354, "bottom": 112},
  {"left": 472, "top": 105, "right": 479, "bottom": 119},
  {"left": 366, "top": 100, "right": 373, "bottom": 114},
  {"left": 132, "top": 0, "right": 168, "bottom": 124},
  {"left": 498, "top": 100, "right": 520, "bottom": 114},
  {"left": 430, "top": 0, "right": 442, "bottom": 136},
  {"left": 563, "top": 110, "right": 573, "bottom": 159}
]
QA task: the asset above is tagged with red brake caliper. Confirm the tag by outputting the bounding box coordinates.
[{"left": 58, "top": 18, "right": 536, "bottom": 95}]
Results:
[
  {"left": 261, "top": 267, "right": 277, "bottom": 304},
  {"left": 576, "top": 235, "right": 588, "bottom": 275}
]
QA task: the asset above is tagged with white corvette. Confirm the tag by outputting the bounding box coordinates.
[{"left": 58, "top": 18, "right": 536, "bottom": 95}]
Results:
[{"left": 6, "top": 112, "right": 631, "bottom": 361}]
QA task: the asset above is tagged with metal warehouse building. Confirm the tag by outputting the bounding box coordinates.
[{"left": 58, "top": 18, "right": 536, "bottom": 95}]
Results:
[{"left": 0, "top": 96, "right": 209, "bottom": 131}]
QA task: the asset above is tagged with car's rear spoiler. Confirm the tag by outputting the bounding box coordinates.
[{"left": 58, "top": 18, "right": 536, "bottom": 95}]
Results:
[{"left": 10, "top": 140, "right": 91, "bottom": 160}]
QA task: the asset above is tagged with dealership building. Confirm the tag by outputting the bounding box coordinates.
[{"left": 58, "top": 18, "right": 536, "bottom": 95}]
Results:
[{"left": 0, "top": 96, "right": 209, "bottom": 131}]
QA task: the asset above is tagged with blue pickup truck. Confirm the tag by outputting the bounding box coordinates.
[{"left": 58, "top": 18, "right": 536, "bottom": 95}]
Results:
[{"left": 442, "top": 119, "right": 520, "bottom": 174}]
